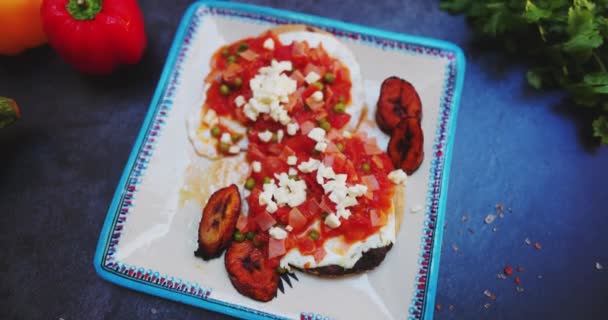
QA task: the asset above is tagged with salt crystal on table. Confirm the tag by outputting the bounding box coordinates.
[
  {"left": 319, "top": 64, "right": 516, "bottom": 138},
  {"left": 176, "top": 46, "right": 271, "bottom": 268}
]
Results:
[
  {"left": 484, "top": 303, "right": 491, "bottom": 309},
  {"left": 151, "top": 308, "right": 158, "bottom": 314},
  {"left": 596, "top": 262, "right": 604, "bottom": 270},
  {"left": 484, "top": 214, "right": 496, "bottom": 224},
  {"left": 449, "top": 305, "right": 455, "bottom": 311},
  {"left": 524, "top": 237, "right": 531, "bottom": 245},
  {"left": 452, "top": 243, "right": 459, "bottom": 252},
  {"left": 497, "top": 273, "right": 507, "bottom": 280},
  {"left": 461, "top": 215, "right": 469, "bottom": 222},
  {"left": 516, "top": 286, "right": 524, "bottom": 293},
  {"left": 492, "top": 227, "right": 498, "bottom": 232}
]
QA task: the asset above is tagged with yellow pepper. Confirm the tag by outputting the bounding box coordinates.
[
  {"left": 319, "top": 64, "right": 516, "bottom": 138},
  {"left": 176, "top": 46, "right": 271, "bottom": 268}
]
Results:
[{"left": 0, "top": 0, "right": 47, "bottom": 55}]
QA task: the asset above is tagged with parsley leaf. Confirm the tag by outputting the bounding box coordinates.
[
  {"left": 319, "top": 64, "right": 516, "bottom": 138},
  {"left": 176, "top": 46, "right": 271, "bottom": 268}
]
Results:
[{"left": 441, "top": 0, "right": 608, "bottom": 144}]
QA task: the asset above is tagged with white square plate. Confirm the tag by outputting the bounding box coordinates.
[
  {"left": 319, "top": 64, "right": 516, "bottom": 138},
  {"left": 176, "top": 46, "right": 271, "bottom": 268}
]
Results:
[{"left": 94, "top": 1, "right": 465, "bottom": 319}]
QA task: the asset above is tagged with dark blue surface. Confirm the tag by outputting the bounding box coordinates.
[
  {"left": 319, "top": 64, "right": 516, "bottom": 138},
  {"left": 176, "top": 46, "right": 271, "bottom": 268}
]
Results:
[{"left": 1, "top": 1, "right": 606, "bottom": 319}]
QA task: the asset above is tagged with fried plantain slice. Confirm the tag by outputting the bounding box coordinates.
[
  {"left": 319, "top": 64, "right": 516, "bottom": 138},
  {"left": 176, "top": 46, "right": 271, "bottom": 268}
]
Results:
[
  {"left": 195, "top": 184, "right": 241, "bottom": 260},
  {"left": 388, "top": 118, "right": 424, "bottom": 175},
  {"left": 225, "top": 241, "right": 279, "bottom": 302},
  {"left": 375, "top": 77, "right": 422, "bottom": 134}
]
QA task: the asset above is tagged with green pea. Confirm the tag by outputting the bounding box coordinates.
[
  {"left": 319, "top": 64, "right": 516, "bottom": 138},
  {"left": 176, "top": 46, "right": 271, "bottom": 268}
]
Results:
[
  {"left": 252, "top": 236, "right": 263, "bottom": 248},
  {"left": 219, "top": 142, "right": 230, "bottom": 153},
  {"left": 318, "top": 119, "right": 331, "bottom": 132},
  {"left": 220, "top": 84, "right": 231, "bottom": 96},
  {"left": 245, "top": 177, "right": 255, "bottom": 190},
  {"left": 312, "top": 81, "right": 324, "bottom": 90},
  {"left": 333, "top": 102, "right": 346, "bottom": 114},
  {"left": 263, "top": 176, "right": 272, "bottom": 184},
  {"left": 246, "top": 231, "right": 256, "bottom": 240},
  {"left": 210, "top": 126, "right": 221, "bottom": 137},
  {"left": 276, "top": 266, "right": 288, "bottom": 274},
  {"left": 289, "top": 174, "right": 299, "bottom": 180},
  {"left": 234, "top": 230, "right": 245, "bottom": 242},
  {"left": 227, "top": 55, "right": 236, "bottom": 64},
  {"left": 323, "top": 72, "right": 335, "bottom": 83},
  {"left": 221, "top": 48, "right": 230, "bottom": 57},
  {"left": 237, "top": 42, "right": 249, "bottom": 52},
  {"left": 309, "top": 230, "right": 320, "bottom": 240},
  {"left": 271, "top": 133, "right": 279, "bottom": 143},
  {"left": 233, "top": 77, "right": 243, "bottom": 88},
  {"left": 231, "top": 133, "right": 243, "bottom": 142},
  {"left": 336, "top": 142, "right": 344, "bottom": 152},
  {"left": 362, "top": 163, "right": 371, "bottom": 172}
]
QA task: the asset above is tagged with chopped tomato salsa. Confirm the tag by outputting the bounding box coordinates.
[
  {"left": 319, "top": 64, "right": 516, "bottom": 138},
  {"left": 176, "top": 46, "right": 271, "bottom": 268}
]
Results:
[{"left": 203, "top": 32, "right": 397, "bottom": 264}]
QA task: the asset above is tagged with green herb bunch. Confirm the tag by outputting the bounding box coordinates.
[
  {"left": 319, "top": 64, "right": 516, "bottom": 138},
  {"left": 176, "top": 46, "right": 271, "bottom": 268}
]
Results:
[{"left": 440, "top": 0, "right": 608, "bottom": 144}]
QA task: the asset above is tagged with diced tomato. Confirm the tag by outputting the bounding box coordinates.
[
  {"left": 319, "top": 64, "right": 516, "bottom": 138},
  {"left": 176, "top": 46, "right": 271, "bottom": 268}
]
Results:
[
  {"left": 363, "top": 137, "right": 384, "bottom": 155},
  {"left": 319, "top": 196, "right": 334, "bottom": 213},
  {"left": 300, "top": 121, "right": 316, "bottom": 134},
  {"left": 305, "top": 96, "right": 324, "bottom": 111},
  {"left": 263, "top": 156, "right": 288, "bottom": 176},
  {"left": 328, "top": 113, "right": 351, "bottom": 129},
  {"left": 369, "top": 209, "right": 381, "bottom": 227},
  {"left": 268, "top": 238, "right": 286, "bottom": 259},
  {"left": 238, "top": 49, "right": 259, "bottom": 61},
  {"left": 288, "top": 207, "right": 308, "bottom": 231},
  {"left": 297, "top": 198, "right": 321, "bottom": 219},
  {"left": 325, "top": 142, "right": 340, "bottom": 153},
  {"left": 372, "top": 155, "right": 385, "bottom": 169},
  {"left": 313, "top": 111, "right": 329, "bottom": 123},
  {"left": 222, "top": 63, "right": 243, "bottom": 82},
  {"left": 323, "top": 155, "right": 334, "bottom": 167},
  {"left": 236, "top": 214, "right": 249, "bottom": 232},
  {"left": 313, "top": 246, "right": 327, "bottom": 264},
  {"left": 255, "top": 211, "right": 277, "bottom": 231},
  {"left": 304, "top": 63, "right": 325, "bottom": 78},
  {"left": 290, "top": 70, "right": 306, "bottom": 86},
  {"left": 326, "top": 128, "right": 341, "bottom": 141},
  {"left": 248, "top": 143, "right": 266, "bottom": 162},
  {"left": 296, "top": 236, "right": 316, "bottom": 255},
  {"left": 278, "top": 146, "right": 296, "bottom": 162}
]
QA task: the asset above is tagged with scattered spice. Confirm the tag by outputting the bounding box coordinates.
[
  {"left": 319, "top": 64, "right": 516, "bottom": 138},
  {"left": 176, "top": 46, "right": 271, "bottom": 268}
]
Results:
[
  {"left": 484, "top": 214, "right": 496, "bottom": 224},
  {"left": 435, "top": 304, "right": 442, "bottom": 312},
  {"left": 504, "top": 265, "right": 514, "bottom": 276},
  {"left": 524, "top": 237, "right": 532, "bottom": 245},
  {"left": 596, "top": 262, "right": 604, "bottom": 270},
  {"left": 495, "top": 203, "right": 505, "bottom": 218},
  {"left": 514, "top": 276, "right": 521, "bottom": 285},
  {"left": 534, "top": 242, "right": 542, "bottom": 250},
  {"left": 483, "top": 289, "right": 497, "bottom": 301},
  {"left": 517, "top": 266, "right": 524, "bottom": 273}
]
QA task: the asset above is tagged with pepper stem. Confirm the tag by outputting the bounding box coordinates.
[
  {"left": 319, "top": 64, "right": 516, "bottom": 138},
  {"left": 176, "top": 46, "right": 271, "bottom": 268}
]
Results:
[{"left": 66, "top": 0, "right": 102, "bottom": 20}]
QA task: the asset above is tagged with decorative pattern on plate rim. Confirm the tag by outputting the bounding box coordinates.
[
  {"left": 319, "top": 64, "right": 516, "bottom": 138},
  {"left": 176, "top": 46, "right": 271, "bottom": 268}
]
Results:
[{"left": 96, "top": 2, "right": 462, "bottom": 320}]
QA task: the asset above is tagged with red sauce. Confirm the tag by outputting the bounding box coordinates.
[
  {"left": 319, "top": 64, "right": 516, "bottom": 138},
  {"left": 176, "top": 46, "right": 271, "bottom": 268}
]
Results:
[{"left": 203, "top": 32, "right": 396, "bottom": 264}]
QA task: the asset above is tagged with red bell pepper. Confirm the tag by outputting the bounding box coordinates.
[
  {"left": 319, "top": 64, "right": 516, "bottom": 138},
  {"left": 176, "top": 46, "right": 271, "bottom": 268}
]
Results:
[{"left": 41, "top": 0, "right": 146, "bottom": 74}]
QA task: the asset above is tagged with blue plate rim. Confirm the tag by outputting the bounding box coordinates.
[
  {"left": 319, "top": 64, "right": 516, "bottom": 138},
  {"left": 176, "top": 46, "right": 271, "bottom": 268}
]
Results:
[{"left": 93, "top": 1, "right": 466, "bottom": 319}]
